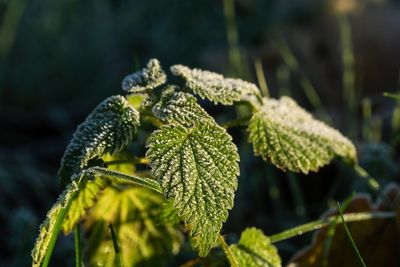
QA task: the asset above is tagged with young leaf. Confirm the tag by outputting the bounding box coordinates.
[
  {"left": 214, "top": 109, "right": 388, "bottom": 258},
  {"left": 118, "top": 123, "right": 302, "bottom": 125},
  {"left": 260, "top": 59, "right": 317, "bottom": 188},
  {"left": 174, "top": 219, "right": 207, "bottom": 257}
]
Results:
[
  {"left": 230, "top": 228, "right": 281, "bottom": 267},
  {"left": 152, "top": 86, "right": 213, "bottom": 127},
  {"left": 248, "top": 96, "right": 356, "bottom": 173},
  {"left": 87, "top": 185, "right": 183, "bottom": 267},
  {"left": 58, "top": 95, "right": 140, "bottom": 186},
  {"left": 146, "top": 123, "right": 239, "bottom": 257},
  {"left": 122, "top": 58, "right": 167, "bottom": 93},
  {"left": 31, "top": 184, "right": 78, "bottom": 267},
  {"left": 170, "top": 64, "right": 260, "bottom": 105},
  {"left": 61, "top": 177, "right": 107, "bottom": 234}
]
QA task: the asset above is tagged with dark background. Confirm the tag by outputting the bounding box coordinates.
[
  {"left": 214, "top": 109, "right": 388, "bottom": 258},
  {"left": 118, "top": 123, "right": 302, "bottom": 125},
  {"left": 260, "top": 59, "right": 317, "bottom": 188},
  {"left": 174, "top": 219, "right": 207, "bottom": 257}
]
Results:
[{"left": 1, "top": 0, "right": 399, "bottom": 266}]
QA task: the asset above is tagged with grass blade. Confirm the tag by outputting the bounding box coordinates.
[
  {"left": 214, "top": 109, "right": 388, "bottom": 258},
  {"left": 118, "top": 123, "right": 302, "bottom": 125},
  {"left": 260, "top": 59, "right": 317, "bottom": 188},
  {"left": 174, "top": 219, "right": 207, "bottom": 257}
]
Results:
[
  {"left": 74, "top": 224, "right": 83, "bottom": 267},
  {"left": 336, "top": 201, "right": 367, "bottom": 267},
  {"left": 109, "top": 223, "right": 124, "bottom": 267}
]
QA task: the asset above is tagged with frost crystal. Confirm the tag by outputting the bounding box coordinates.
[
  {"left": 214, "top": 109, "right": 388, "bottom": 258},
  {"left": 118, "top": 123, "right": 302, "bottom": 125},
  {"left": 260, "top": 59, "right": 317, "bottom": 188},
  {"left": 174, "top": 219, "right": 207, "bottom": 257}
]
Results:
[
  {"left": 152, "top": 86, "right": 212, "bottom": 127},
  {"left": 146, "top": 123, "right": 239, "bottom": 256},
  {"left": 58, "top": 95, "right": 140, "bottom": 186},
  {"left": 31, "top": 184, "right": 77, "bottom": 267},
  {"left": 171, "top": 64, "right": 260, "bottom": 105},
  {"left": 248, "top": 96, "right": 357, "bottom": 173},
  {"left": 122, "top": 58, "right": 167, "bottom": 93}
]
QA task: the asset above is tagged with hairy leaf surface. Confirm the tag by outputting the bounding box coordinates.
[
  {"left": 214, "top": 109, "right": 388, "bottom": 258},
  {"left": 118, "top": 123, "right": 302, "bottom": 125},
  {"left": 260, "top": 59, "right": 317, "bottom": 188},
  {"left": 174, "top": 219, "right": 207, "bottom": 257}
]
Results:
[
  {"left": 230, "top": 228, "right": 281, "bottom": 267},
  {"left": 152, "top": 86, "right": 212, "bottom": 127},
  {"left": 122, "top": 58, "right": 167, "bottom": 93},
  {"left": 146, "top": 123, "right": 239, "bottom": 256},
  {"left": 248, "top": 97, "right": 356, "bottom": 173},
  {"left": 58, "top": 95, "right": 140, "bottom": 185},
  {"left": 31, "top": 184, "right": 77, "bottom": 267},
  {"left": 171, "top": 64, "right": 260, "bottom": 105}
]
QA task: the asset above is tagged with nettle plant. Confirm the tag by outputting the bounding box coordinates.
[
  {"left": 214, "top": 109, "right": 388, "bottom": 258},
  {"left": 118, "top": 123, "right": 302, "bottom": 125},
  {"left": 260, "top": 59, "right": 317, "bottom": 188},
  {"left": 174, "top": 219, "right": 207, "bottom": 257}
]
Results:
[{"left": 32, "top": 59, "right": 357, "bottom": 267}]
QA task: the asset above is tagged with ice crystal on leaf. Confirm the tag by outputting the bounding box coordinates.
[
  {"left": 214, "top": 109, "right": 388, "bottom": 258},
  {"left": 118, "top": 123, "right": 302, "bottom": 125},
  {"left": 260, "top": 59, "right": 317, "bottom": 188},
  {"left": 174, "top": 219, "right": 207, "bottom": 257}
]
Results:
[
  {"left": 122, "top": 58, "right": 167, "bottom": 93},
  {"left": 230, "top": 228, "right": 281, "bottom": 267},
  {"left": 58, "top": 95, "right": 140, "bottom": 186},
  {"left": 31, "top": 184, "right": 77, "bottom": 267},
  {"left": 248, "top": 96, "right": 357, "bottom": 173},
  {"left": 146, "top": 122, "right": 239, "bottom": 257},
  {"left": 170, "top": 64, "right": 260, "bottom": 105},
  {"left": 152, "top": 86, "right": 213, "bottom": 127}
]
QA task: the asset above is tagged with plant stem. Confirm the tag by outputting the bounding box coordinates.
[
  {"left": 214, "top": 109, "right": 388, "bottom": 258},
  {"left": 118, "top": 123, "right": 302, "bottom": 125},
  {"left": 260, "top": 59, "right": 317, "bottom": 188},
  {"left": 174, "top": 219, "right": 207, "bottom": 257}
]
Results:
[
  {"left": 353, "top": 164, "right": 380, "bottom": 192},
  {"left": 384, "top": 92, "right": 400, "bottom": 101},
  {"left": 104, "top": 157, "right": 149, "bottom": 166},
  {"left": 84, "top": 167, "right": 163, "bottom": 194},
  {"left": 254, "top": 59, "right": 270, "bottom": 98},
  {"left": 336, "top": 202, "right": 367, "bottom": 267},
  {"left": 221, "top": 115, "right": 252, "bottom": 129},
  {"left": 269, "top": 211, "right": 395, "bottom": 243},
  {"left": 109, "top": 223, "right": 124, "bottom": 267},
  {"left": 42, "top": 190, "right": 78, "bottom": 267},
  {"left": 322, "top": 193, "right": 355, "bottom": 266},
  {"left": 74, "top": 224, "right": 83, "bottom": 267},
  {"left": 218, "top": 234, "right": 239, "bottom": 267},
  {"left": 223, "top": 0, "right": 244, "bottom": 77}
]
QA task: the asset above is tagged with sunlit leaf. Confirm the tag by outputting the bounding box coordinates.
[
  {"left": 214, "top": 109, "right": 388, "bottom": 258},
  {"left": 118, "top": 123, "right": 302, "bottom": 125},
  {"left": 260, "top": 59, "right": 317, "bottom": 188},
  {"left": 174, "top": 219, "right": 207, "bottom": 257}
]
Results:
[
  {"left": 122, "top": 58, "right": 167, "bottom": 93},
  {"left": 171, "top": 64, "right": 260, "bottom": 105},
  {"left": 58, "top": 95, "right": 140, "bottom": 186},
  {"left": 86, "top": 185, "right": 183, "bottom": 267},
  {"left": 248, "top": 96, "right": 356, "bottom": 173},
  {"left": 146, "top": 122, "right": 239, "bottom": 256},
  {"left": 230, "top": 227, "right": 281, "bottom": 267}
]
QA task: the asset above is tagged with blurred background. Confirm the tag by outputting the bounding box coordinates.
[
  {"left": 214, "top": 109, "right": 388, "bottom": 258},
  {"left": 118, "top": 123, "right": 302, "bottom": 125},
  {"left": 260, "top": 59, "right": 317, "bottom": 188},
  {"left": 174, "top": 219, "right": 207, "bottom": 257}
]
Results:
[{"left": 1, "top": 0, "right": 400, "bottom": 266}]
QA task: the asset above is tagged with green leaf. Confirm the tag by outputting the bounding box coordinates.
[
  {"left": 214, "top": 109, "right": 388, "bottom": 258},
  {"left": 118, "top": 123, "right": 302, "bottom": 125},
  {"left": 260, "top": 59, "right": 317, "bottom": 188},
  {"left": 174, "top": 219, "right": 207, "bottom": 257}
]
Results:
[
  {"left": 61, "top": 177, "right": 107, "bottom": 234},
  {"left": 122, "top": 58, "right": 167, "bottom": 93},
  {"left": 170, "top": 64, "right": 260, "bottom": 105},
  {"left": 87, "top": 185, "right": 183, "bottom": 267},
  {"left": 230, "top": 228, "right": 281, "bottom": 267},
  {"left": 31, "top": 184, "right": 78, "bottom": 267},
  {"left": 152, "top": 86, "right": 213, "bottom": 127},
  {"left": 146, "top": 122, "right": 239, "bottom": 257},
  {"left": 248, "top": 96, "right": 357, "bottom": 173},
  {"left": 58, "top": 95, "right": 140, "bottom": 186}
]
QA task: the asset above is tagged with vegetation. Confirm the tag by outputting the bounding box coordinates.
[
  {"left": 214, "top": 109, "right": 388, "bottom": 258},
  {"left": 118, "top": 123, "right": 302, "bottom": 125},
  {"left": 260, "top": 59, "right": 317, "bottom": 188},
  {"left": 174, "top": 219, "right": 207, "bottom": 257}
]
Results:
[{"left": 31, "top": 59, "right": 398, "bottom": 266}]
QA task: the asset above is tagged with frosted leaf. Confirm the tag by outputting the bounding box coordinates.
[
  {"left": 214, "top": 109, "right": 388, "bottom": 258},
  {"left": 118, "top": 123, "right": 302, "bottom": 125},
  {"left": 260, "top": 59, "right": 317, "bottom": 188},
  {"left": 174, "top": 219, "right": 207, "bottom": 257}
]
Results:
[
  {"left": 31, "top": 184, "right": 77, "bottom": 267},
  {"left": 58, "top": 95, "right": 140, "bottom": 186},
  {"left": 152, "top": 86, "right": 213, "bottom": 127},
  {"left": 230, "top": 228, "right": 281, "bottom": 267},
  {"left": 61, "top": 177, "right": 107, "bottom": 234},
  {"left": 122, "top": 58, "right": 167, "bottom": 93},
  {"left": 146, "top": 123, "right": 239, "bottom": 257},
  {"left": 248, "top": 96, "right": 357, "bottom": 173},
  {"left": 170, "top": 64, "right": 260, "bottom": 105}
]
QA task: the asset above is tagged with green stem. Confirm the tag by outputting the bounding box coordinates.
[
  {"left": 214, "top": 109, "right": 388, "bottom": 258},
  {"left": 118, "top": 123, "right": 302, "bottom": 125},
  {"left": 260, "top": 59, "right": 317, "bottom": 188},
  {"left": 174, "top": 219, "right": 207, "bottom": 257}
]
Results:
[
  {"left": 223, "top": 0, "right": 243, "bottom": 77},
  {"left": 384, "top": 92, "right": 400, "bottom": 101},
  {"left": 221, "top": 115, "right": 252, "bottom": 129},
  {"left": 254, "top": 59, "right": 270, "bottom": 98},
  {"left": 218, "top": 234, "right": 239, "bottom": 267},
  {"left": 109, "top": 223, "right": 124, "bottom": 267},
  {"left": 74, "top": 224, "right": 83, "bottom": 267},
  {"left": 84, "top": 167, "right": 163, "bottom": 194},
  {"left": 336, "top": 202, "right": 367, "bottom": 267},
  {"left": 269, "top": 211, "right": 395, "bottom": 243},
  {"left": 104, "top": 157, "right": 149, "bottom": 166},
  {"left": 42, "top": 190, "right": 78, "bottom": 267},
  {"left": 322, "top": 193, "right": 355, "bottom": 266},
  {"left": 353, "top": 164, "right": 380, "bottom": 192}
]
